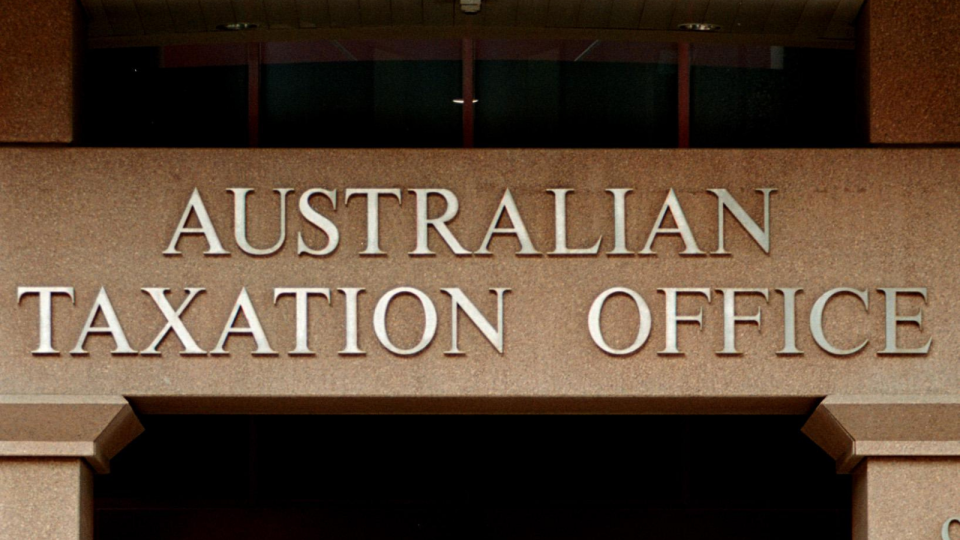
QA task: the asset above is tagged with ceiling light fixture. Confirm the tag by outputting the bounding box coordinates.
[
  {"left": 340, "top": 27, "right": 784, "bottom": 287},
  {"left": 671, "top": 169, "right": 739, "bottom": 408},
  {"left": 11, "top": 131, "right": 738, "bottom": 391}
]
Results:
[
  {"left": 216, "top": 22, "right": 259, "bottom": 31},
  {"left": 460, "top": 0, "right": 481, "bottom": 15},
  {"left": 678, "top": 22, "right": 720, "bottom": 32},
  {"left": 453, "top": 99, "right": 479, "bottom": 104}
]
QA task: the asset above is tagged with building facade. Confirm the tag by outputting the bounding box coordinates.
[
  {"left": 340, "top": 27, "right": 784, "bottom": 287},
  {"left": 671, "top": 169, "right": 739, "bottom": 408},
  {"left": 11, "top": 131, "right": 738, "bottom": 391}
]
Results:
[{"left": 1, "top": 1, "right": 959, "bottom": 539}]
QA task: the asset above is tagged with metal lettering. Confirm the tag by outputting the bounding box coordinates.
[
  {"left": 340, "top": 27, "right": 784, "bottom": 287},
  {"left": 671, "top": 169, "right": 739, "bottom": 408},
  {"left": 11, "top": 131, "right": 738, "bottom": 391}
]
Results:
[
  {"left": 718, "top": 288, "right": 769, "bottom": 355},
  {"left": 141, "top": 288, "right": 206, "bottom": 355},
  {"left": 810, "top": 288, "right": 869, "bottom": 356},
  {"left": 338, "top": 288, "right": 365, "bottom": 356},
  {"left": 548, "top": 188, "right": 602, "bottom": 256},
  {"left": 606, "top": 189, "right": 632, "bottom": 256},
  {"left": 776, "top": 288, "right": 804, "bottom": 355},
  {"left": 163, "top": 188, "right": 229, "bottom": 256},
  {"left": 71, "top": 287, "right": 137, "bottom": 356},
  {"left": 442, "top": 288, "right": 510, "bottom": 355},
  {"left": 230, "top": 188, "right": 293, "bottom": 256},
  {"left": 274, "top": 288, "right": 332, "bottom": 355},
  {"left": 410, "top": 189, "right": 471, "bottom": 256},
  {"left": 297, "top": 188, "right": 339, "bottom": 256},
  {"left": 708, "top": 188, "right": 776, "bottom": 255},
  {"left": 942, "top": 517, "right": 960, "bottom": 540},
  {"left": 17, "top": 286, "right": 75, "bottom": 355},
  {"left": 476, "top": 189, "right": 540, "bottom": 255},
  {"left": 373, "top": 287, "right": 437, "bottom": 356},
  {"left": 878, "top": 287, "right": 932, "bottom": 355},
  {"left": 588, "top": 287, "right": 652, "bottom": 356},
  {"left": 640, "top": 189, "right": 705, "bottom": 256},
  {"left": 344, "top": 188, "right": 402, "bottom": 256},
  {"left": 659, "top": 288, "right": 712, "bottom": 355},
  {"left": 211, "top": 288, "right": 276, "bottom": 355}
]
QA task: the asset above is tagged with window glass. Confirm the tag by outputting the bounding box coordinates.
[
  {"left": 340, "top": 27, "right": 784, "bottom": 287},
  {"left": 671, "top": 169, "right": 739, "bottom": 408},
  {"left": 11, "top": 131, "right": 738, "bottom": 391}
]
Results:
[
  {"left": 690, "top": 45, "right": 857, "bottom": 148},
  {"left": 260, "top": 40, "right": 462, "bottom": 148},
  {"left": 82, "top": 45, "right": 248, "bottom": 147},
  {"left": 475, "top": 40, "right": 678, "bottom": 148},
  {"left": 80, "top": 40, "right": 860, "bottom": 149}
]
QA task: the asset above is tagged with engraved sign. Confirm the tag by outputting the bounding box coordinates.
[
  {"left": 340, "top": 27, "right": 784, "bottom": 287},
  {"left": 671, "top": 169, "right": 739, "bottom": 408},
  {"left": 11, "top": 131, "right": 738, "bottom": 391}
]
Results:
[
  {"left": 0, "top": 148, "right": 958, "bottom": 407},
  {"left": 13, "top": 184, "right": 933, "bottom": 359}
]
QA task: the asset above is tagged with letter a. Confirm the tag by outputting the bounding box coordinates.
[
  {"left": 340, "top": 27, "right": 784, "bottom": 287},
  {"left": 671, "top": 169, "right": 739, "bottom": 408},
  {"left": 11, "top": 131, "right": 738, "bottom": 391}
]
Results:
[{"left": 164, "top": 188, "right": 230, "bottom": 256}]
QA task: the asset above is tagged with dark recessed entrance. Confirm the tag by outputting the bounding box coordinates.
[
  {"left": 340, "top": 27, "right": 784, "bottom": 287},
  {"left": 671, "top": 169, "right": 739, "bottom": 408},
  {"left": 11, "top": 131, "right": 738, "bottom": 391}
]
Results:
[{"left": 95, "top": 415, "right": 851, "bottom": 540}]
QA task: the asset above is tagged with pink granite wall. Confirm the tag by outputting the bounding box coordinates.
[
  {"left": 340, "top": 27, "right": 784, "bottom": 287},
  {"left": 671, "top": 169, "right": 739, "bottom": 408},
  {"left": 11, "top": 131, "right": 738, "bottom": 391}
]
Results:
[{"left": 0, "top": 0, "right": 80, "bottom": 143}]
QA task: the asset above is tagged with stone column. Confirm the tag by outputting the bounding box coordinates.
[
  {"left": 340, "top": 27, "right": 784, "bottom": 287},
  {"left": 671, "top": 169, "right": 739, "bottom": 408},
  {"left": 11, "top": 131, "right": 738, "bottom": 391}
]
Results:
[
  {"left": 0, "top": 0, "right": 82, "bottom": 143},
  {"left": 858, "top": 0, "right": 960, "bottom": 144},
  {"left": 0, "top": 396, "right": 143, "bottom": 540},
  {"left": 804, "top": 395, "right": 960, "bottom": 540}
]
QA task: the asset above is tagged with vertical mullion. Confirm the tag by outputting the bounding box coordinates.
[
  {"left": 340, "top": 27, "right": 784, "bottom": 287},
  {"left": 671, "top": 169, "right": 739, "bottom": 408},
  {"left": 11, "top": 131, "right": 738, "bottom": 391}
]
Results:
[
  {"left": 678, "top": 41, "right": 691, "bottom": 148},
  {"left": 248, "top": 42, "right": 262, "bottom": 148},
  {"left": 462, "top": 38, "right": 476, "bottom": 149}
]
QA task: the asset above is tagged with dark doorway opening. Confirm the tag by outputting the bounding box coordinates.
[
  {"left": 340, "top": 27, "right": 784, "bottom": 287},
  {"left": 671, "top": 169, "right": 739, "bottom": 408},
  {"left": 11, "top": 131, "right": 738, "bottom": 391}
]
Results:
[{"left": 95, "top": 415, "right": 850, "bottom": 540}]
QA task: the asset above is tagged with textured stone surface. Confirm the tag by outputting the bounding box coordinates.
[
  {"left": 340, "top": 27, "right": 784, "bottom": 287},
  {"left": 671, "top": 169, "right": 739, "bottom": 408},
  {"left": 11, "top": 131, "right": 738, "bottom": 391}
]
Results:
[
  {"left": 0, "top": 148, "right": 959, "bottom": 413},
  {"left": 0, "top": 396, "right": 143, "bottom": 473},
  {"left": 854, "top": 458, "right": 960, "bottom": 540},
  {"left": 864, "top": 0, "right": 960, "bottom": 144},
  {"left": 0, "top": 459, "right": 92, "bottom": 540},
  {"left": 0, "top": 0, "right": 79, "bottom": 143},
  {"left": 804, "top": 396, "right": 960, "bottom": 473}
]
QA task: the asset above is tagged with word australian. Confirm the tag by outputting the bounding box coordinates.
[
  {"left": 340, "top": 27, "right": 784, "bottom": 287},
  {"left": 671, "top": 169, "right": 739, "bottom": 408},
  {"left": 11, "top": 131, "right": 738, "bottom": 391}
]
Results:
[{"left": 163, "top": 187, "right": 776, "bottom": 256}]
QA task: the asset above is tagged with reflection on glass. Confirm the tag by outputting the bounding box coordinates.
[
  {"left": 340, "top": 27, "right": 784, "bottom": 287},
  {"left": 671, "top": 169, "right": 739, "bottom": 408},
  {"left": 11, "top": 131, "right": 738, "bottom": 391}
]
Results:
[
  {"left": 690, "top": 44, "right": 857, "bottom": 148},
  {"left": 475, "top": 40, "right": 679, "bottom": 148}
]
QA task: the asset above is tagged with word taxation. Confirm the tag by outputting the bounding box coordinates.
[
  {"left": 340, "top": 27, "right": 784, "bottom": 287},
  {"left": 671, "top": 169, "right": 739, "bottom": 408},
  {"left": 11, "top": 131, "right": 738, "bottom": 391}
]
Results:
[{"left": 17, "top": 187, "right": 932, "bottom": 358}]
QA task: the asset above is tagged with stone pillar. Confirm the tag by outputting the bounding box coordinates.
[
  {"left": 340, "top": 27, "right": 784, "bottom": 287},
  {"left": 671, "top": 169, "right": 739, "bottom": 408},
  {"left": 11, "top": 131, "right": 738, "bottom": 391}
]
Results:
[
  {"left": 0, "top": 396, "right": 143, "bottom": 540},
  {"left": 0, "top": 460, "right": 93, "bottom": 540},
  {"left": 0, "top": 0, "right": 82, "bottom": 143},
  {"left": 804, "top": 396, "right": 960, "bottom": 540},
  {"left": 859, "top": 0, "right": 960, "bottom": 144}
]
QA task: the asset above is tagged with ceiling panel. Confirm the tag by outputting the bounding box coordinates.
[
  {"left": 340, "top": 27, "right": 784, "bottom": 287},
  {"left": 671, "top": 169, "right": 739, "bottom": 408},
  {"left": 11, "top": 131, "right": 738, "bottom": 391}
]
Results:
[
  {"left": 422, "top": 0, "right": 455, "bottom": 25},
  {"left": 515, "top": 0, "right": 550, "bottom": 26},
  {"left": 578, "top": 0, "right": 613, "bottom": 28},
  {"left": 763, "top": 0, "right": 808, "bottom": 34},
  {"left": 83, "top": 0, "right": 114, "bottom": 35},
  {"left": 390, "top": 0, "right": 425, "bottom": 25},
  {"left": 671, "top": 0, "right": 711, "bottom": 30},
  {"left": 198, "top": 0, "right": 237, "bottom": 31},
  {"left": 166, "top": 0, "right": 206, "bottom": 33},
  {"left": 481, "top": 0, "right": 518, "bottom": 27},
  {"left": 295, "top": 0, "right": 330, "bottom": 27},
  {"left": 328, "top": 0, "right": 361, "bottom": 25},
  {"left": 232, "top": 0, "right": 268, "bottom": 25},
  {"left": 824, "top": 0, "right": 862, "bottom": 40},
  {"left": 793, "top": 0, "right": 841, "bottom": 37},
  {"left": 135, "top": 0, "right": 177, "bottom": 34},
  {"left": 546, "top": 0, "right": 582, "bottom": 28},
  {"left": 100, "top": 0, "right": 143, "bottom": 35},
  {"left": 606, "top": 0, "right": 643, "bottom": 30},
  {"left": 730, "top": 0, "right": 773, "bottom": 34},
  {"left": 359, "top": 0, "right": 393, "bottom": 25},
  {"left": 702, "top": 0, "right": 744, "bottom": 34},
  {"left": 638, "top": 0, "right": 678, "bottom": 30},
  {"left": 82, "top": 0, "right": 864, "bottom": 47},
  {"left": 266, "top": 0, "right": 300, "bottom": 27}
]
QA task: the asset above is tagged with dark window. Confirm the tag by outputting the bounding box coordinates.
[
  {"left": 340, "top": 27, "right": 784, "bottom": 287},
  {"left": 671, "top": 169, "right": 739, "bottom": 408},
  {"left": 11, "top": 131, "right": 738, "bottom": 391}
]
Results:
[
  {"left": 82, "top": 45, "right": 248, "bottom": 147},
  {"left": 690, "top": 45, "right": 858, "bottom": 148},
  {"left": 80, "top": 40, "right": 859, "bottom": 149},
  {"left": 260, "top": 40, "right": 462, "bottom": 148},
  {"left": 474, "top": 40, "right": 678, "bottom": 148}
]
